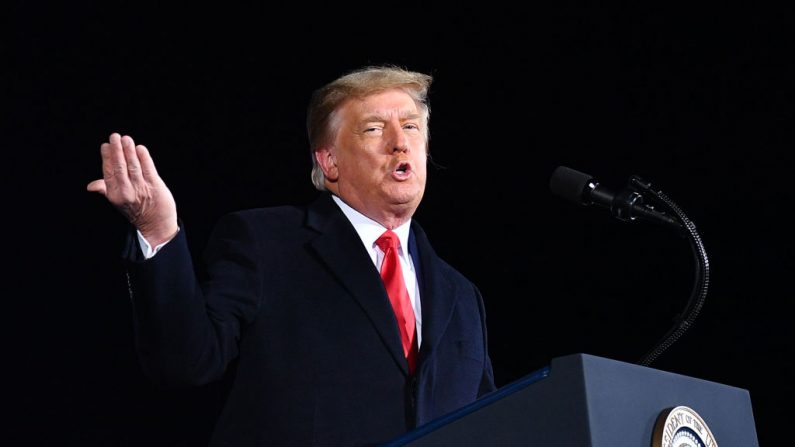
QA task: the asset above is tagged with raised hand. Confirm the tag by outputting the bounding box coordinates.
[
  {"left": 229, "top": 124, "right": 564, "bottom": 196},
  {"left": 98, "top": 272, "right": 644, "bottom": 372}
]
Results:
[{"left": 87, "top": 133, "right": 179, "bottom": 247}]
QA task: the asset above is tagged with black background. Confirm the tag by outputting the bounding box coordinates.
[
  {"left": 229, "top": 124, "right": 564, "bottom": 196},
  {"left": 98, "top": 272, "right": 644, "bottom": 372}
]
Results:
[{"left": 5, "top": 3, "right": 792, "bottom": 445}]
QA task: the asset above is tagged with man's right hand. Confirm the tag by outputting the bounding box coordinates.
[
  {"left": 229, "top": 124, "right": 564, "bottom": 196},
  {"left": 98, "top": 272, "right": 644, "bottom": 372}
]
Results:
[{"left": 87, "top": 133, "right": 179, "bottom": 247}]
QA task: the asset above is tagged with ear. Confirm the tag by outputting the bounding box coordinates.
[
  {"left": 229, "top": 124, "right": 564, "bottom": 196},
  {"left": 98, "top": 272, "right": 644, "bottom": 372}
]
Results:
[{"left": 314, "top": 146, "right": 339, "bottom": 182}]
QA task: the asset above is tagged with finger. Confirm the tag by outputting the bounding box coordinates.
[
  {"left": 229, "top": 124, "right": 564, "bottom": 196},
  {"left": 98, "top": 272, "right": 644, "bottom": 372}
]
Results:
[
  {"left": 100, "top": 141, "right": 113, "bottom": 180},
  {"left": 121, "top": 135, "right": 144, "bottom": 182},
  {"left": 136, "top": 145, "right": 160, "bottom": 182},
  {"left": 86, "top": 179, "right": 107, "bottom": 195},
  {"left": 103, "top": 133, "right": 130, "bottom": 189}
]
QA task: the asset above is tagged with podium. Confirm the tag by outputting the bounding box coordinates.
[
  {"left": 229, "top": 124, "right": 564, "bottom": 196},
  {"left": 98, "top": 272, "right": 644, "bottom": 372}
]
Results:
[{"left": 384, "top": 353, "right": 759, "bottom": 446}]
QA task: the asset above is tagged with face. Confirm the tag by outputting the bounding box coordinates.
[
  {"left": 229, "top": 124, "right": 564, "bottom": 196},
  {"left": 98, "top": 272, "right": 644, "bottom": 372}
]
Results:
[{"left": 317, "top": 89, "right": 428, "bottom": 226}]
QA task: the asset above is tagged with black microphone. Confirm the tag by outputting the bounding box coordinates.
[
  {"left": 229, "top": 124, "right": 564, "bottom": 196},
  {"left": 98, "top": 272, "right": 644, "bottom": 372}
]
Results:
[{"left": 549, "top": 166, "right": 683, "bottom": 231}]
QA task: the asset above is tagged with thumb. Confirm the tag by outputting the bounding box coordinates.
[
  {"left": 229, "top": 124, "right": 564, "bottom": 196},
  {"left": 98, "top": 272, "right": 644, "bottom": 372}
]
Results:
[{"left": 86, "top": 179, "right": 107, "bottom": 196}]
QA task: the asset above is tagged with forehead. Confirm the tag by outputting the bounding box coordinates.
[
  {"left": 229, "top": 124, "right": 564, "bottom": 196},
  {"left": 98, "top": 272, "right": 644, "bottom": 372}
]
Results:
[{"left": 340, "top": 89, "right": 420, "bottom": 120}]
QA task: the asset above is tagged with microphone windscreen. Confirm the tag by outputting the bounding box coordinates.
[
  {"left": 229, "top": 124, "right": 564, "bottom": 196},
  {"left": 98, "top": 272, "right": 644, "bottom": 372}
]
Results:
[{"left": 549, "top": 166, "right": 593, "bottom": 204}]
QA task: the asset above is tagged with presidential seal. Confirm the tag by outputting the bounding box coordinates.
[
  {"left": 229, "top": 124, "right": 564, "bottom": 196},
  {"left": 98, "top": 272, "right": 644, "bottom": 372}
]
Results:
[{"left": 652, "top": 406, "right": 717, "bottom": 447}]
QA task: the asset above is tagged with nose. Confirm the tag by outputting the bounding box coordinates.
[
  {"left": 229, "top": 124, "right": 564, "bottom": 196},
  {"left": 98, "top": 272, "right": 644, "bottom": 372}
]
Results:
[{"left": 386, "top": 123, "right": 409, "bottom": 153}]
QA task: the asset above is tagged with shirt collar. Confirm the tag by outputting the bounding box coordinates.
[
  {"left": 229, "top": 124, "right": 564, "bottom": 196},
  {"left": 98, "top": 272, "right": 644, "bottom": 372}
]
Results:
[{"left": 331, "top": 194, "right": 411, "bottom": 254}]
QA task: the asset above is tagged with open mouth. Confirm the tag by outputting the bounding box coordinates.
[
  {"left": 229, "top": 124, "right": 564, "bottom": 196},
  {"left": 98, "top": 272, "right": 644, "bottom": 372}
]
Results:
[{"left": 392, "top": 162, "right": 412, "bottom": 180}]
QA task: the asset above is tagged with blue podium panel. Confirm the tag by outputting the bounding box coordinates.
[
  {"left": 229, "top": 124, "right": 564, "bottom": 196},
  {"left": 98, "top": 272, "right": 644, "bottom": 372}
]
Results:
[{"left": 386, "top": 353, "right": 759, "bottom": 447}]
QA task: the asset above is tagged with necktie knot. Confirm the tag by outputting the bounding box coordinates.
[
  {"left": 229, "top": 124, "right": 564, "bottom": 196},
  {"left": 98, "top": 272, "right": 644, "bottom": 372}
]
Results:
[{"left": 375, "top": 230, "right": 399, "bottom": 253}]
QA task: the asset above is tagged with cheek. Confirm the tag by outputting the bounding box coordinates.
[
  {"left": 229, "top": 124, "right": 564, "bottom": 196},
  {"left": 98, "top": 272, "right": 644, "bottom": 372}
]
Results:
[
  {"left": 346, "top": 160, "right": 380, "bottom": 184},
  {"left": 415, "top": 158, "right": 428, "bottom": 178}
]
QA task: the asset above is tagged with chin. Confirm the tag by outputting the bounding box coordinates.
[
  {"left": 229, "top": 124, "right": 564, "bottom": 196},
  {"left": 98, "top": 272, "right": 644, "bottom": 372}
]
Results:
[
  {"left": 389, "top": 195, "right": 423, "bottom": 214},
  {"left": 388, "top": 187, "right": 421, "bottom": 202}
]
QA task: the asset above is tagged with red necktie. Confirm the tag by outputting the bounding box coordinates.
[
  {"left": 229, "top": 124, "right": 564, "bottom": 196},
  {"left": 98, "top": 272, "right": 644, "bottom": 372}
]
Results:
[{"left": 375, "top": 230, "right": 418, "bottom": 374}]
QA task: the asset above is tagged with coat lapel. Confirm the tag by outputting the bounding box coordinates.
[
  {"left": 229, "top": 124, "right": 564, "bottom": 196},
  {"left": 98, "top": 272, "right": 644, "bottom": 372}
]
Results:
[
  {"left": 305, "top": 193, "right": 409, "bottom": 375},
  {"left": 410, "top": 221, "right": 459, "bottom": 365}
]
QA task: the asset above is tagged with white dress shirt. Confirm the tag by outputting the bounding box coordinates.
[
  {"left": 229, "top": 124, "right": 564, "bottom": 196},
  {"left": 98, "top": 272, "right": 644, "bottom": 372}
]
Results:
[{"left": 331, "top": 195, "right": 423, "bottom": 348}]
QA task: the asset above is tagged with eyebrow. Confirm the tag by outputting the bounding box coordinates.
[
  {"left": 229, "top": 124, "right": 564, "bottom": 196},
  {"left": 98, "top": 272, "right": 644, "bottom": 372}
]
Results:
[{"left": 361, "top": 111, "right": 422, "bottom": 123}]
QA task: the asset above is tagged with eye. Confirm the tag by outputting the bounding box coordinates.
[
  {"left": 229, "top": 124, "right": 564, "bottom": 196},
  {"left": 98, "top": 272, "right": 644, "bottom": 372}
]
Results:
[
  {"left": 403, "top": 123, "right": 420, "bottom": 131},
  {"left": 364, "top": 126, "right": 384, "bottom": 134}
]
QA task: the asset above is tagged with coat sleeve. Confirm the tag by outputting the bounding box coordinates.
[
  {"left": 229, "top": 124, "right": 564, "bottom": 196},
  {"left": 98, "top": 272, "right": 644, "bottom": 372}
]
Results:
[{"left": 125, "top": 212, "right": 263, "bottom": 386}]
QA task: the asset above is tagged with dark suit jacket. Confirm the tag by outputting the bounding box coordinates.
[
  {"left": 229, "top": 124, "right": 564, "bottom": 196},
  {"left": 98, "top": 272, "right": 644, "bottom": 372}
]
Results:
[{"left": 125, "top": 192, "right": 496, "bottom": 446}]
